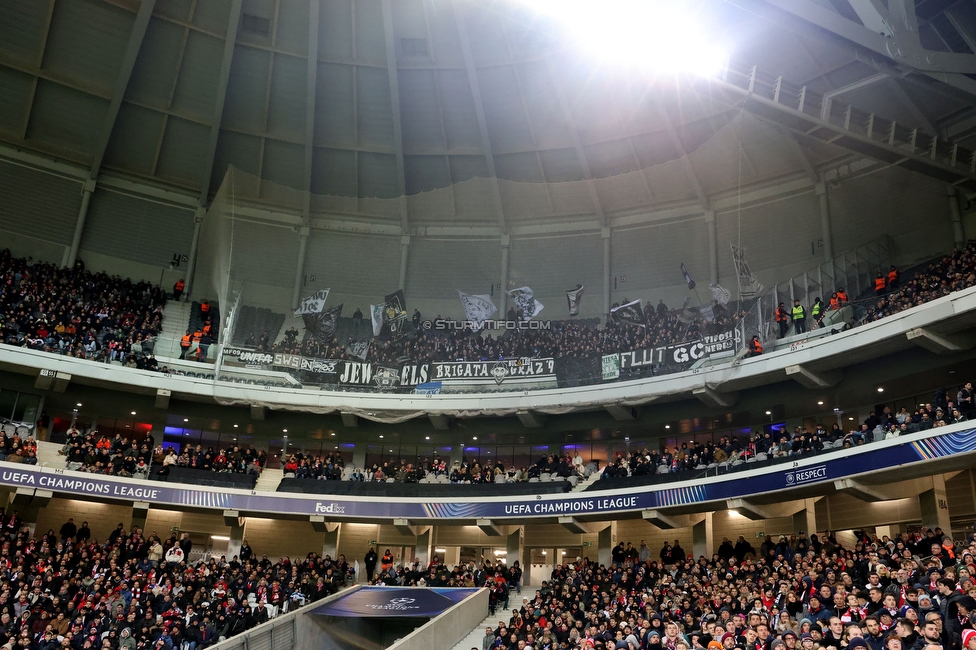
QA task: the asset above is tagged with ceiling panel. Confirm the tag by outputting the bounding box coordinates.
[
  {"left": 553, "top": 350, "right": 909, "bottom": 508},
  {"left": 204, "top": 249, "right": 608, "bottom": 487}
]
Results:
[
  {"left": 516, "top": 60, "right": 572, "bottom": 151},
  {"left": 169, "top": 30, "right": 223, "bottom": 119},
  {"left": 358, "top": 151, "right": 398, "bottom": 198},
  {"left": 0, "top": 0, "right": 49, "bottom": 63},
  {"left": 26, "top": 80, "right": 107, "bottom": 157},
  {"left": 494, "top": 151, "right": 544, "bottom": 183},
  {"left": 437, "top": 69, "right": 482, "bottom": 149},
  {"left": 125, "top": 17, "right": 185, "bottom": 107},
  {"left": 448, "top": 154, "right": 489, "bottom": 184},
  {"left": 155, "top": 116, "right": 209, "bottom": 186},
  {"left": 478, "top": 65, "right": 534, "bottom": 151},
  {"left": 424, "top": 0, "right": 464, "bottom": 65},
  {"left": 223, "top": 45, "right": 271, "bottom": 132},
  {"left": 314, "top": 62, "right": 355, "bottom": 145},
  {"left": 43, "top": 0, "right": 132, "bottom": 94},
  {"left": 356, "top": 65, "right": 394, "bottom": 147},
  {"left": 192, "top": 0, "right": 233, "bottom": 35},
  {"left": 154, "top": 0, "right": 194, "bottom": 23},
  {"left": 353, "top": 0, "right": 387, "bottom": 66},
  {"left": 319, "top": 0, "right": 353, "bottom": 61},
  {"left": 404, "top": 154, "right": 450, "bottom": 194},
  {"left": 104, "top": 102, "right": 165, "bottom": 175},
  {"left": 0, "top": 66, "right": 33, "bottom": 135},
  {"left": 267, "top": 54, "right": 307, "bottom": 139},
  {"left": 276, "top": 0, "right": 309, "bottom": 56},
  {"left": 261, "top": 138, "right": 305, "bottom": 189},
  {"left": 398, "top": 68, "right": 446, "bottom": 151},
  {"left": 584, "top": 140, "right": 641, "bottom": 178},
  {"left": 311, "top": 146, "right": 356, "bottom": 196},
  {"left": 539, "top": 148, "right": 585, "bottom": 183},
  {"left": 211, "top": 129, "right": 262, "bottom": 191}
]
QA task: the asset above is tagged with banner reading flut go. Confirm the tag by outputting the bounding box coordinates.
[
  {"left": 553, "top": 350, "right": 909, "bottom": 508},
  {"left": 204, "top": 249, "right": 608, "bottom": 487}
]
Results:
[{"left": 603, "top": 329, "right": 740, "bottom": 380}]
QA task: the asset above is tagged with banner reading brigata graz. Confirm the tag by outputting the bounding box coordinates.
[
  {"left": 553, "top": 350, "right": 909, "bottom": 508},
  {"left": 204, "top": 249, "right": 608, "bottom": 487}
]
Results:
[{"left": 601, "top": 329, "right": 740, "bottom": 380}]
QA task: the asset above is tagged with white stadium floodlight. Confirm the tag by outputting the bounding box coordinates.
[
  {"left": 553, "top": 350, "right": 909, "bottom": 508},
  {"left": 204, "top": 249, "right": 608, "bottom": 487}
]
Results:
[{"left": 521, "top": 0, "right": 726, "bottom": 77}]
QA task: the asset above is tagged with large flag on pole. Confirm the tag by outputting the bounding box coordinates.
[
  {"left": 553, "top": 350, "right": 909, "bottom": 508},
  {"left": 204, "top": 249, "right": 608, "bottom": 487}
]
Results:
[
  {"left": 731, "top": 244, "right": 764, "bottom": 299},
  {"left": 610, "top": 299, "right": 646, "bottom": 328},
  {"left": 566, "top": 284, "right": 584, "bottom": 316},
  {"left": 458, "top": 291, "right": 496, "bottom": 330},
  {"left": 295, "top": 288, "right": 330, "bottom": 316},
  {"left": 369, "top": 304, "right": 384, "bottom": 337},
  {"left": 383, "top": 290, "right": 408, "bottom": 338},
  {"left": 507, "top": 286, "right": 544, "bottom": 321}
]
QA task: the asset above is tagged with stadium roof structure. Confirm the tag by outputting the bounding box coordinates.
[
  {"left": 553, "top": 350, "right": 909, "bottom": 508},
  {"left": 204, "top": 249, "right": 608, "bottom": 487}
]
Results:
[{"left": 1, "top": 0, "right": 975, "bottom": 238}]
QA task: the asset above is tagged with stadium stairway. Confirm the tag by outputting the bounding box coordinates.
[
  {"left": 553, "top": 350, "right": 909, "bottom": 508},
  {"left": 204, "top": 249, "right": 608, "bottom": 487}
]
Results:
[
  {"left": 253, "top": 467, "right": 283, "bottom": 492},
  {"left": 35, "top": 440, "right": 64, "bottom": 468},
  {"left": 450, "top": 589, "right": 540, "bottom": 650},
  {"left": 154, "top": 300, "right": 193, "bottom": 359},
  {"left": 571, "top": 472, "right": 602, "bottom": 492}
]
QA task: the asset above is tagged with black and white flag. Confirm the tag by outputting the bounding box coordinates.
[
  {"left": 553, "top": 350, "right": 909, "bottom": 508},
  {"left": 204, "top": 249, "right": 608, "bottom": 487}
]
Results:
[
  {"left": 303, "top": 304, "right": 342, "bottom": 341},
  {"left": 566, "top": 284, "right": 584, "bottom": 317},
  {"left": 295, "top": 288, "right": 330, "bottom": 316},
  {"left": 710, "top": 284, "right": 732, "bottom": 306},
  {"left": 507, "top": 286, "right": 544, "bottom": 321},
  {"left": 731, "top": 244, "right": 764, "bottom": 299},
  {"left": 459, "top": 291, "right": 497, "bottom": 329},
  {"left": 383, "top": 290, "right": 408, "bottom": 337},
  {"left": 369, "top": 304, "right": 384, "bottom": 337},
  {"left": 680, "top": 263, "right": 696, "bottom": 290},
  {"left": 610, "top": 299, "right": 646, "bottom": 328},
  {"left": 347, "top": 339, "right": 370, "bottom": 361}
]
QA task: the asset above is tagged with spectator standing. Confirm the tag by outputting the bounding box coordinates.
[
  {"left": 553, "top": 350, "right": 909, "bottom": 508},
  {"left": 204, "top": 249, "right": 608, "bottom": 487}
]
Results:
[
  {"left": 174, "top": 278, "right": 185, "bottom": 301},
  {"left": 792, "top": 299, "right": 807, "bottom": 335}
]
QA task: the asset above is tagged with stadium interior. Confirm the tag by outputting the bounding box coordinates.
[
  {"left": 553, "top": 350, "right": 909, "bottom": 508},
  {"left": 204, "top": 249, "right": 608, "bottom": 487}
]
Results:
[{"left": 2, "top": 0, "right": 976, "bottom": 649}]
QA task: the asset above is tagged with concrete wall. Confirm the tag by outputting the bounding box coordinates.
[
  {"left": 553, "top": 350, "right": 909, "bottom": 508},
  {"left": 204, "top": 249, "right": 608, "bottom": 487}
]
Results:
[{"left": 388, "top": 589, "right": 488, "bottom": 650}]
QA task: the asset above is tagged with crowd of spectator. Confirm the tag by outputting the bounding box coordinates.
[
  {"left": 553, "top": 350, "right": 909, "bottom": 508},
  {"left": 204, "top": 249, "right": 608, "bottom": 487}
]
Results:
[
  {"left": 0, "top": 514, "right": 347, "bottom": 650},
  {"left": 281, "top": 450, "right": 597, "bottom": 485},
  {"left": 59, "top": 426, "right": 266, "bottom": 481},
  {"left": 391, "top": 525, "right": 976, "bottom": 650},
  {"left": 858, "top": 243, "right": 976, "bottom": 327},
  {"left": 266, "top": 300, "right": 743, "bottom": 369},
  {"left": 0, "top": 251, "right": 166, "bottom": 367},
  {"left": 599, "top": 392, "right": 974, "bottom": 482}
]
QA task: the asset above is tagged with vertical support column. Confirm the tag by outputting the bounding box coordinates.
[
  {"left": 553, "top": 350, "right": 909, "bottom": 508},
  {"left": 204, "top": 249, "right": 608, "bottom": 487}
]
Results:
[
  {"left": 705, "top": 210, "right": 718, "bottom": 286},
  {"left": 132, "top": 501, "right": 150, "bottom": 534},
  {"left": 948, "top": 186, "right": 964, "bottom": 248},
  {"left": 228, "top": 517, "right": 245, "bottom": 559},
  {"left": 919, "top": 474, "right": 952, "bottom": 534},
  {"left": 506, "top": 527, "right": 523, "bottom": 593},
  {"left": 598, "top": 522, "right": 617, "bottom": 567},
  {"left": 414, "top": 527, "right": 432, "bottom": 566},
  {"left": 399, "top": 235, "right": 410, "bottom": 290},
  {"left": 602, "top": 228, "right": 611, "bottom": 318},
  {"left": 693, "top": 513, "right": 714, "bottom": 559},
  {"left": 292, "top": 226, "right": 310, "bottom": 311},
  {"left": 817, "top": 176, "right": 834, "bottom": 262},
  {"left": 792, "top": 498, "right": 818, "bottom": 535},
  {"left": 66, "top": 179, "right": 97, "bottom": 268},
  {"left": 183, "top": 206, "right": 206, "bottom": 299},
  {"left": 449, "top": 444, "right": 463, "bottom": 468},
  {"left": 500, "top": 234, "right": 510, "bottom": 317},
  {"left": 322, "top": 525, "right": 340, "bottom": 559}
]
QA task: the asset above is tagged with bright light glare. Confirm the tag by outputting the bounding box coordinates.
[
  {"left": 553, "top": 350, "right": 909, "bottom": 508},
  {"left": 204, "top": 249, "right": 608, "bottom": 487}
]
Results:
[{"left": 525, "top": 0, "right": 726, "bottom": 76}]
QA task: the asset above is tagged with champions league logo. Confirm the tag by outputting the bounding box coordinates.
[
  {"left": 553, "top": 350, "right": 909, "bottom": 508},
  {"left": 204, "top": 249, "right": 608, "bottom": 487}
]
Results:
[{"left": 366, "top": 597, "right": 421, "bottom": 611}]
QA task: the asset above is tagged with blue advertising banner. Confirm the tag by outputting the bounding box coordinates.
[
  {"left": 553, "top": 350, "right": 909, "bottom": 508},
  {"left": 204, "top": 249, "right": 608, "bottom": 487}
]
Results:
[
  {"left": 3, "top": 427, "right": 973, "bottom": 520},
  {"left": 311, "top": 587, "right": 478, "bottom": 617}
]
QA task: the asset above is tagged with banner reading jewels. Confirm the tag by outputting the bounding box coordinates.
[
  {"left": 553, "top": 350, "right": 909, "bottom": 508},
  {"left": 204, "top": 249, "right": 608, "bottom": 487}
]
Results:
[{"left": 604, "top": 329, "right": 740, "bottom": 380}]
